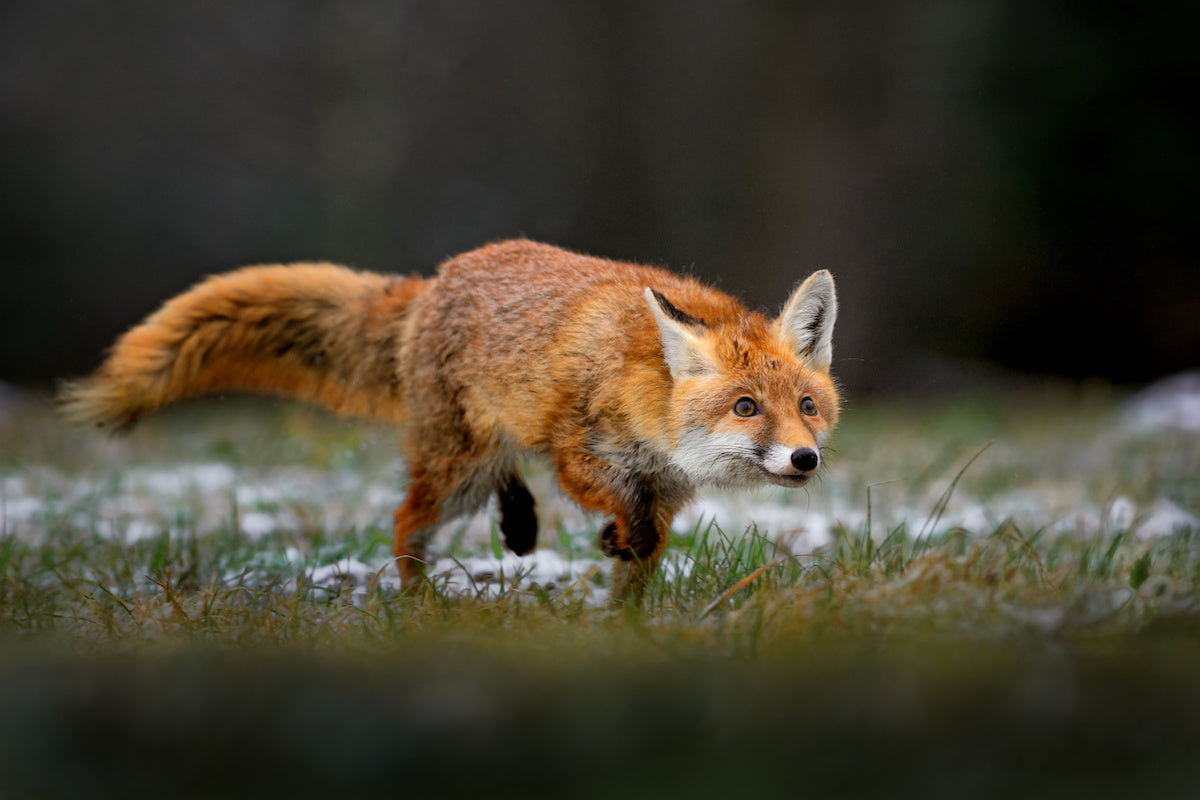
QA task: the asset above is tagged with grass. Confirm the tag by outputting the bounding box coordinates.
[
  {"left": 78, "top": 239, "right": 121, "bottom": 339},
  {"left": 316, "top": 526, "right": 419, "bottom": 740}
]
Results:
[{"left": 1, "top": 387, "right": 1199, "bottom": 797}]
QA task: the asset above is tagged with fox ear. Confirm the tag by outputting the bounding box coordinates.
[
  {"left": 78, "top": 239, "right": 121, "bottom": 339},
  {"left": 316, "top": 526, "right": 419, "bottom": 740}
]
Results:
[
  {"left": 776, "top": 270, "right": 837, "bottom": 372},
  {"left": 644, "top": 287, "right": 715, "bottom": 380}
]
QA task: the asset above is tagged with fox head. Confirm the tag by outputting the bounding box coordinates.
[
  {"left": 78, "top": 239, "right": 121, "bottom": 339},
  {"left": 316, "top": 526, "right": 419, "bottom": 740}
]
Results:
[{"left": 645, "top": 272, "right": 840, "bottom": 489}]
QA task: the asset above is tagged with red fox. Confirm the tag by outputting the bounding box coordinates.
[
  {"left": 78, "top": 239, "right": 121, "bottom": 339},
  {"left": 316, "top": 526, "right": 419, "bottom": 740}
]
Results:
[{"left": 61, "top": 240, "right": 840, "bottom": 604}]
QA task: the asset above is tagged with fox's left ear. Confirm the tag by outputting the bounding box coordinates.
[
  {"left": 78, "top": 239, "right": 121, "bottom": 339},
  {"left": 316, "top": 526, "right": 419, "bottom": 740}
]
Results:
[
  {"left": 776, "top": 270, "right": 837, "bottom": 372},
  {"left": 644, "top": 287, "right": 716, "bottom": 380}
]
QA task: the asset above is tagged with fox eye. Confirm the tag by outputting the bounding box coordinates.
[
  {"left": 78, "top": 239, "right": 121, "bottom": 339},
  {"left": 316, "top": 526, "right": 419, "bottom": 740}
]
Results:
[
  {"left": 733, "top": 397, "right": 758, "bottom": 417},
  {"left": 800, "top": 396, "right": 818, "bottom": 416}
]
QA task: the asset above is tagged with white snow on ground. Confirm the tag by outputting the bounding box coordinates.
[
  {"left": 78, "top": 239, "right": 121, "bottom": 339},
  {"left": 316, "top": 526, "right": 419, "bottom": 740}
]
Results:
[
  {"left": 238, "top": 512, "right": 279, "bottom": 538},
  {"left": 1136, "top": 499, "right": 1200, "bottom": 539},
  {"left": 677, "top": 494, "right": 835, "bottom": 553},
  {"left": 126, "top": 462, "right": 237, "bottom": 496},
  {"left": 230, "top": 550, "right": 612, "bottom": 606},
  {"left": 1123, "top": 371, "right": 1200, "bottom": 433},
  {"left": 3, "top": 427, "right": 1197, "bottom": 601},
  {"left": 426, "top": 550, "right": 608, "bottom": 603},
  {"left": 6, "top": 462, "right": 1196, "bottom": 556}
]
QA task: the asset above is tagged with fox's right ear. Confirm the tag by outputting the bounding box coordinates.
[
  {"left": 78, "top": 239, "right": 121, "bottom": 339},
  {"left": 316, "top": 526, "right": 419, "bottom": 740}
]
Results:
[
  {"left": 644, "top": 287, "right": 715, "bottom": 380},
  {"left": 776, "top": 270, "right": 837, "bottom": 372}
]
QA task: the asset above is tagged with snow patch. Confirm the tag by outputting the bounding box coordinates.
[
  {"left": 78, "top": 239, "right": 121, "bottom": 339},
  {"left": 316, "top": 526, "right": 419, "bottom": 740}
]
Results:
[
  {"left": 122, "top": 519, "right": 162, "bottom": 542},
  {"left": 1107, "top": 496, "right": 1137, "bottom": 532},
  {"left": 677, "top": 495, "right": 834, "bottom": 551},
  {"left": 239, "top": 511, "right": 278, "bottom": 538},
  {"left": 1136, "top": 500, "right": 1199, "bottom": 539},
  {"left": 2, "top": 495, "right": 44, "bottom": 523},
  {"left": 1124, "top": 371, "right": 1200, "bottom": 433},
  {"left": 128, "top": 462, "right": 236, "bottom": 495},
  {"left": 428, "top": 550, "right": 606, "bottom": 603},
  {"left": 308, "top": 557, "right": 376, "bottom": 586}
]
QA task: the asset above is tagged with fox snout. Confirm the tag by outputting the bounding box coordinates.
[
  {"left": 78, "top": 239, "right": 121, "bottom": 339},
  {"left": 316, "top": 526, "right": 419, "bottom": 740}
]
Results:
[
  {"left": 791, "top": 447, "right": 819, "bottom": 473},
  {"left": 758, "top": 442, "right": 822, "bottom": 485}
]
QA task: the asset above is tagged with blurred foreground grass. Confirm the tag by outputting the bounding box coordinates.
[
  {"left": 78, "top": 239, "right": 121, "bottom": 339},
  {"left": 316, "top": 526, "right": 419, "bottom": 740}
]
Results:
[{"left": 1, "top": 387, "right": 1198, "bottom": 797}]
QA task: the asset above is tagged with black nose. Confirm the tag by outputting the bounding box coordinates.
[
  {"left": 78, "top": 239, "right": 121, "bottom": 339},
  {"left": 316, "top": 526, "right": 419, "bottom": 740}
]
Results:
[{"left": 791, "top": 448, "right": 819, "bottom": 472}]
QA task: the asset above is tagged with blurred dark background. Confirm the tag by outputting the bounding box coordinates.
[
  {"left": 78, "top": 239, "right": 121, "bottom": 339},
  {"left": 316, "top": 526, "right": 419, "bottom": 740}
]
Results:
[{"left": 1, "top": 0, "right": 1197, "bottom": 397}]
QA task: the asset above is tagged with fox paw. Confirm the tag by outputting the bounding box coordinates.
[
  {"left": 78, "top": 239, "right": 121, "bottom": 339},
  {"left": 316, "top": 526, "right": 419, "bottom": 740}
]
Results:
[
  {"left": 498, "top": 477, "right": 538, "bottom": 556},
  {"left": 500, "top": 512, "right": 537, "bottom": 556},
  {"left": 598, "top": 521, "right": 657, "bottom": 562}
]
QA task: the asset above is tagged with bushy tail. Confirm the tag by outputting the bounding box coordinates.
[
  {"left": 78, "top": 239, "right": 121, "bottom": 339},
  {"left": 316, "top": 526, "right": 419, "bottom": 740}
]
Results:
[{"left": 60, "top": 263, "right": 428, "bottom": 430}]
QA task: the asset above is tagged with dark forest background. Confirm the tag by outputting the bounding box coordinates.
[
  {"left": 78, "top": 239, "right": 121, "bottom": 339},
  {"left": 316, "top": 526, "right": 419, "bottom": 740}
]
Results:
[{"left": 1, "top": 1, "right": 1196, "bottom": 397}]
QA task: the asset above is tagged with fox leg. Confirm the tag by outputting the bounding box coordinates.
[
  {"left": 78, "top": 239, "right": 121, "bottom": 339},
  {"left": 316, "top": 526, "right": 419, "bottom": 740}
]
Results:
[
  {"left": 394, "top": 428, "right": 524, "bottom": 591},
  {"left": 553, "top": 451, "right": 675, "bottom": 606},
  {"left": 497, "top": 473, "right": 538, "bottom": 556},
  {"left": 394, "top": 466, "right": 535, "bottom": 593},
  {"left": 392, "top": 472, "right": 445, "bottom": 591},
  {"left": 600, "top": 501, "right": 679, "bottom": 607}
]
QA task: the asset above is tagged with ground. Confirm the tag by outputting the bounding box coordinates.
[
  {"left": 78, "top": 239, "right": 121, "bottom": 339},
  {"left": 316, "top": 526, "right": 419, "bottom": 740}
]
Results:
[{"left": 1, "top": 379, "right": 1198, "bottom": 797}]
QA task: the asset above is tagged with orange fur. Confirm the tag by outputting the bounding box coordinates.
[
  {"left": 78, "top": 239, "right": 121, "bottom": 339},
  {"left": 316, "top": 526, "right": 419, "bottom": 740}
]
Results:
[
  {"left": 61, "top": 264, "right": 426, "bottom": 429},
  {"left": 62, "top": 240, "right": 841, "bottom": 605}
]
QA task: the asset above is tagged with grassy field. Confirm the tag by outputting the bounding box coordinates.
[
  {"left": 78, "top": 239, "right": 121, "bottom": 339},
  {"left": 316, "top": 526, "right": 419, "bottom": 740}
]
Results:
[{"left": 1, "top": 385, "right": 1199, "bottom": 797}]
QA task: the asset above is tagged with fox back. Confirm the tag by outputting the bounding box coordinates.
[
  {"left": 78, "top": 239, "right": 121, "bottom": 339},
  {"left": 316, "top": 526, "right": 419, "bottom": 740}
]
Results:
[{"left": 409, "top": 241, "right": 840, "bottom": 489}]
